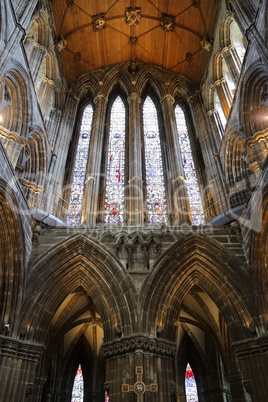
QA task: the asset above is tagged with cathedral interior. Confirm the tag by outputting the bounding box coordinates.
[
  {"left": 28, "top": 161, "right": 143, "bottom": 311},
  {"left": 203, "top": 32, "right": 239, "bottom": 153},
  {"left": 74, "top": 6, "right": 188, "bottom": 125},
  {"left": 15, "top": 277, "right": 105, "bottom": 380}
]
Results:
[{"left": 0, "top": 0, "right": 268, "bottom": 401}]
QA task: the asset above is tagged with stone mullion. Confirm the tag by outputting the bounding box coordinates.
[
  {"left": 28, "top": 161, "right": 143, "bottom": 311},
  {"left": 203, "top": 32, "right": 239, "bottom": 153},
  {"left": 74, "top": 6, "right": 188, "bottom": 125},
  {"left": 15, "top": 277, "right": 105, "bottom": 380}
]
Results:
[
  {"left": 50, "top": 94, "right": 79, "bottom": 220},
  {"left": 207, "top": 109, "right": 224, "bottom": 146},
  {"left": 232, "top": 335, "right": 268, "bottom": 400},
  {"left": 37, "top": 77, "right": 54, "bottom": 117},
  {"left": 222, "top": 46, "right": 240, "bottom": 84},
  {"left": 29, "top": 43, "right": 47, "bottom": 83},
  {"left": 81, "top": 94, "right": 107, "bottom": 226},
  {"left": 46, "top": 108, "right": 62, "bottom": 149},
  {"left": 215, "top": 79, "right": 232, "bottom": 117},
  {"left": 127, "top": 93, "right": 144, "bottom": 226},
  {"left": 161, "top": 94, "right": 191, "bottom": 225}
]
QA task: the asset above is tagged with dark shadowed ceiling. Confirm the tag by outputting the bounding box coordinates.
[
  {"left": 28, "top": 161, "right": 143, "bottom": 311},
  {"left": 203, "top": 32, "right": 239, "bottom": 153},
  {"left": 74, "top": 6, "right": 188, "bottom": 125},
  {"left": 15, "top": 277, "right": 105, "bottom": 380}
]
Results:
[{"left": 51, "top": 0, "right": 217, "bottom": 84}]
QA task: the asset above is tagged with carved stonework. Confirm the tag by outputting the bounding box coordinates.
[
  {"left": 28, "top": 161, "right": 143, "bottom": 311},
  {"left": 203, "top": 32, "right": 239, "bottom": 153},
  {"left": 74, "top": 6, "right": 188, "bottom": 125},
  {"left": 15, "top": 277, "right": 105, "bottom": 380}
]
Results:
[
  {"left": 161, "top": 14, "right": 175, "bottom": 32},
  {"left": 92, "top": 13, "right": 106, "bottom": 31},
  {"left": 102, "top": 335, "right": 176, "bottom": 358},
  {"left": 126, "top": 7, "right": 141, "bottom": 26},
  {"left": 260, "top": 83, "right": 268, "bottom": 108}
]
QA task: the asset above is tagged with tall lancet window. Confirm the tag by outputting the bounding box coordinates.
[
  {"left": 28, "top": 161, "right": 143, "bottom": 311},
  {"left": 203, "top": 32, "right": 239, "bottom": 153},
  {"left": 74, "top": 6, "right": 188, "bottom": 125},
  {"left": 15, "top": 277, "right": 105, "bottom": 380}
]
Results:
[
  {"left": 71, "top": 364, "right": 84, "bottom": 402},
  {"left": 185, "top": 363, "right": 198, "bottom": 401},
  {"left": 67, "top": 104, "right": 93, "bottom": 226},
  {"left": 105, "top": 96, "right": 125, "bottom": 225},
  {"left": 175, "top": 105, "right": 205, "bottom": 224},
  {"left": 143, "top": 96, "right": 167, "bottom": 225}
]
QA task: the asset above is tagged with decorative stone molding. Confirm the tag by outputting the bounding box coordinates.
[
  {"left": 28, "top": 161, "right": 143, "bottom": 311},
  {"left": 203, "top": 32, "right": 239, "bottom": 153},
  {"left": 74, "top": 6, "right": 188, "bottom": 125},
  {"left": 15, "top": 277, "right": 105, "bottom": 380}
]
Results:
[
  {"left": 232, "top": 335, "right": 268, "bottom": 359},
  {"left": 33, "top": 42, "right": 47, "bottom": 53},
  {"left": 0, "top": 336, "right": 44, "bottom": 360},
  {"left": 161, "top": 94, "right": 175, "bottom": 104},
  {"left": 127, "top": 93, "right": 141, "bottom": 104},
  {"left": 102, "top": 335, "right": 176, "bottom": 358},
  {"left": 93, "top": 93, "right": 108, "bottom": 104}
]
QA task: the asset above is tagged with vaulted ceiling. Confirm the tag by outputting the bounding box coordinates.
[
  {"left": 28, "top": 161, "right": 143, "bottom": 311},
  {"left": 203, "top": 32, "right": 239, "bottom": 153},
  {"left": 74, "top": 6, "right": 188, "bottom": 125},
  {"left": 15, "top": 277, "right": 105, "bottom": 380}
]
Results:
[{"left": 51, "top": 0, "right": 217, "bottom": 85}]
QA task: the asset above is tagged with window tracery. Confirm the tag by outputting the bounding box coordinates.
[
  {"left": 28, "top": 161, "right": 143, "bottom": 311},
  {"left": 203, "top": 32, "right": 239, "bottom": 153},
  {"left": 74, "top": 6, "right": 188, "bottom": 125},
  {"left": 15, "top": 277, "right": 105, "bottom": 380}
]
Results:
[
  {"left": 175, "top": 105, "right": 205, "bottom": 224},
  {"left": 104, "top": 96, "right": 125, "bottom": 225},
  {"left": 67, "top": 104, "right": 93, "bottom": 226},
  {"left": 143, "top": 96, "right": 167, "bottom": 225}
]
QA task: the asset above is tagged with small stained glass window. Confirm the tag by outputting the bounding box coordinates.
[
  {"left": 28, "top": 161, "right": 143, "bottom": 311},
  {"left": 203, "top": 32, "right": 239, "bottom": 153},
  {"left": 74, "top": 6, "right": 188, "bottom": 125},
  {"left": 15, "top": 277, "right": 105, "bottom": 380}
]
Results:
[
  {"left": 71, "top": 364, "right": 84, "bottom": 402},
  {"left": 105, "top": 96, "right": 125, "bottom": 225},
  {"left": 185, "top": 363, "right": 198, "bottom": 401},
  {"left": 143, "top": 96, "right": 167, "bottom": 225},
  {"left": 175, "top": 105, "right": 205, "bottom": 225},
  {"left": 67, "top": 104, "right": 93, "bottom": 226},
  {"left": 105, "top": 390, "right": 109, "bottom": 401}
]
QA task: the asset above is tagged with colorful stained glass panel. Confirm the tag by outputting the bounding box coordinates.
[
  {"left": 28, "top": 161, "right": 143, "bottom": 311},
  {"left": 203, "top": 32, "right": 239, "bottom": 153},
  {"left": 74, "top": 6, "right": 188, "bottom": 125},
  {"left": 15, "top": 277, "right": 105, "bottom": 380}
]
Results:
[
  {"left": 71, "top": 364, "right": 84, "bottom": 402},
  {"left": 105, "top": 96, "right": 125, "bottom": 225},
  {"left": 143, "top": 96, "right": 167, "bottom": 225},
  {"left": 175, "top": 105, "right": 205, "bottom": 225},
  {"left": 67, "top": 104, "right": 93, "bottom": 226},
  {"left": 185, "top": 363, "right": 198, "bottom": 401}
]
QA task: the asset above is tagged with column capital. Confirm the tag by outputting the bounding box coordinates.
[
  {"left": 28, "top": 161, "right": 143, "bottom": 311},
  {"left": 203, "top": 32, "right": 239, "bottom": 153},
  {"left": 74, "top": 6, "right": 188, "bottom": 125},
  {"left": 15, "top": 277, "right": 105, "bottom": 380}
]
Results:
[
  {"left": 161, "top": 94, "right": 175, "bottom": 104},
  {"left": 232, "top": 334, "right": 268, "bottom": 359},
  {"left": 94, "top": 93, "right": 108, "bottom": 104},
  {"left": 127, "top": 92, "right": 141, "bottom": 104}
]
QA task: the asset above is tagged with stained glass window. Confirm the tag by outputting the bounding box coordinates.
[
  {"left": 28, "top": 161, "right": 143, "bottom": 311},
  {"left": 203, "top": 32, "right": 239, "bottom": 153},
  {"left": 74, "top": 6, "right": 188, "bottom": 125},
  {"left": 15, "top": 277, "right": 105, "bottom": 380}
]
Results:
[
  {"left": 105, "top": 390, "right": 109, "bottom": 401},
  {"left": 143, "top": 96, "right": 167, "bottom": 225},
  {"left": 67, "top": 104, "right": 93, "bottom": 226},
  {"left": 71, "top": 364, "right": 84, "bottom": 402},
  {"left": 185, "top": 363, "right": 198, "bottom": 401},
  {"left": 175, "top": 105, "right": 205, "bottom": 225},
  {"left": 104, "top": 96, "right": 125, "bottom": 225}
]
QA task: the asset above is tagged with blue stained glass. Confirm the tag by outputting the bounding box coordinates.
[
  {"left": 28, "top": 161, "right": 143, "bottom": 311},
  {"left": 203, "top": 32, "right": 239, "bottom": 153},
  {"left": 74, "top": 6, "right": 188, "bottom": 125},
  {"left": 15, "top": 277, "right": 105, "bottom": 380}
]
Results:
[
  {"left": 143, "top": 96, "right": 167, "bottom": 225},
  {"left": 71, "top": 364, "right": 84, "bottom": 402},
  {"left": 185, "top": 363, "right": 198, "bottom": 401},
  {"left": 175, "top": 105, "right": 205, "bottom": 225},
  {"left": 105, "top": 96, "right": 125, "bottom": 225},
  {"left": 67, "top": 104, "right": 93, "bottom": 226}
]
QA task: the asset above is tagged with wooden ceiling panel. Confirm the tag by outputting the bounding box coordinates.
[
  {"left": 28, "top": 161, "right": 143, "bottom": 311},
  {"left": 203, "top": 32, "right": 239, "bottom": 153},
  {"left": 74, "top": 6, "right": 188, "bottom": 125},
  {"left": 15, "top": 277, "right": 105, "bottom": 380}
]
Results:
[{"left": 52, "top": 0, "right": 217, "bottom": 85}]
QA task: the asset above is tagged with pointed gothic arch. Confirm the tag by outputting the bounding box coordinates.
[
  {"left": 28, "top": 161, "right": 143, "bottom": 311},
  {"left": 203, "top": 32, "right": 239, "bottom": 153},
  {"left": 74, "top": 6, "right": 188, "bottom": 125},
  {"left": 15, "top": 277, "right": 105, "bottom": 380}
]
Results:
[
  {"left": 140, "top": 234, "right": 258, "bottom": 342},
  {"left": 20, "top": 234, "right": 138, "bottom": 343}
]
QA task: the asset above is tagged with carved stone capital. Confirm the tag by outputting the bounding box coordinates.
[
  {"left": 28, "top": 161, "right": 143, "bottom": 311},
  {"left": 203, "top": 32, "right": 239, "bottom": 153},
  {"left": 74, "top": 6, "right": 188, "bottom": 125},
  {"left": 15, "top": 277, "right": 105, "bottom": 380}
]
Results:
[
  {"left": 102, "top": 335, "right": 176, "bottom": 359},
  {"left": 94, "top": 93, "right": 108, "bottom": 105},
  {"left": 232, "top": 335, "right": 268, "bottom": 359},
  {"left": 161, "top": 94, "right": 175, "bottom": 105},
  {"left": 127, "top": 92, "right": 141, "bottom": 104}
]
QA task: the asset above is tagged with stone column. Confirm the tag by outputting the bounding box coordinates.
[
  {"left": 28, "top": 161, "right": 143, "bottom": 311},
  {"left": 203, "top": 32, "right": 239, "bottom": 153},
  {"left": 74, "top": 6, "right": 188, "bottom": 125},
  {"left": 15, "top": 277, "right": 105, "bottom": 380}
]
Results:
[
  {"left": 29, "top": 43, "right": 47, "bottom": 83},
  {"left": 226, "top": 371, "right": 250, "bottom": 402},
  {"left": 207, "top": 108, "right": 224, "bottom": 145},
  {"left": 215, "top": 79, "right": 232, "bottom": 117},
  {"left": 37, "top": 77, "right": 55, "bottom": 117},
  {"left": 232, "top": 335, "right": 268, "bottom": 401},
  {"left": 0, "top": 336, "right": 44, "bottom": 402},
  {"left": 45, "top": 108, "right": 62, "bottom": 149},
  {"left": 49, "top": 93, "right": 79, "bottom": 220},
  {"left": 161, "top": 94, "right": 191, "bottom": 225},
  {"left": 126, "top": 93, "right": 144, "bottom": 226},
  {"left": 102, "top": 335, "right": 177, "bottom": 402},
  {"left": 81, "top": 93, "right": 107, "bottom": 226},
  {"left": 222, "top": 45, "right": 241, "bottom": 84}
]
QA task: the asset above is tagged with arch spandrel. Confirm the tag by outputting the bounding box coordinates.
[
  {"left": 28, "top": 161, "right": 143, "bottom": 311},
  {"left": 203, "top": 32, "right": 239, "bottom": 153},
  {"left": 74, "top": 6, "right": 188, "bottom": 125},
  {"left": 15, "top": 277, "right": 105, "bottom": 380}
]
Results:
[
  {"left": 139, "top": 233, "right": 258, "bottom": 342},
  {"left": 21, "top": 234, "right": 138, "bottom": 343}
]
